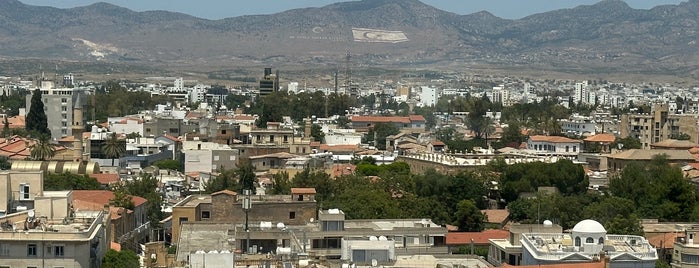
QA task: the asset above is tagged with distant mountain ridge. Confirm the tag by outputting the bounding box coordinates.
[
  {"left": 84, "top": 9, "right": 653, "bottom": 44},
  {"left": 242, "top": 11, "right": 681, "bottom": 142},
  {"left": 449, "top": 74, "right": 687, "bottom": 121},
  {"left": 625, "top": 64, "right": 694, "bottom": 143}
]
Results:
[{"left": 1, "top": 0, "right": 699, "bottom": 76}]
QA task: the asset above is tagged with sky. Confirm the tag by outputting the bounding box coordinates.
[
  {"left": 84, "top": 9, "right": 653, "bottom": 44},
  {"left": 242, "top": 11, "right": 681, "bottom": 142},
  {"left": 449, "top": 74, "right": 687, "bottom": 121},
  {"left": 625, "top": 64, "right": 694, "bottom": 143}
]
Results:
[{"left": 20, "top": 0, "right": 686, "bottom": 20}]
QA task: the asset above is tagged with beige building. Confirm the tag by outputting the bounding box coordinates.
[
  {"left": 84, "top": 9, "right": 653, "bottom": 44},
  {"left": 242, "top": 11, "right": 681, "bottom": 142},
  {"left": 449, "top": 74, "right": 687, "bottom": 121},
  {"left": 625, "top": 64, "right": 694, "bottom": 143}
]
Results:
[
  {"left": 620, "top": 104, "right": 699, "bottom": 149},
  {"left": 0, "top": 171, "right": 111, "bottom": 268},
  {"left": 0, "top": 171, "right": 44, "bottom": 215},
  {"left": 170, "top": 188, "right": 317, "bottom": 245},
  {"left": 672, "top": 225, "right": 699, "bottom": 268}
]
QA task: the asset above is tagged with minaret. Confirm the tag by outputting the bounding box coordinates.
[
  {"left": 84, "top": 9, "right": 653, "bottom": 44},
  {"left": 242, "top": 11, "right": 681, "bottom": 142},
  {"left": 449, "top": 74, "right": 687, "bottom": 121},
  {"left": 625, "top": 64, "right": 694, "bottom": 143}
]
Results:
[{"left": 71, "top": 92, "right": 84, "bottom": 161}]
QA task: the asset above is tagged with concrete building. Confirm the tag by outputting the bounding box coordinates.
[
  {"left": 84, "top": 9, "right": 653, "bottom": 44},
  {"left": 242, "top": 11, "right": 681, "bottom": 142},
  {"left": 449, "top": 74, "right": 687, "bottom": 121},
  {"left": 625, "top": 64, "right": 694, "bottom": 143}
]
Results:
[
  {"left": 259, "top": 68, "right": 279, "bottom": 96},
  {"left": 419, "top": 86, "right": 439, "bottom": 107},
  {"left": 182, "top": 140, "right": 238, "bottom": 173},
  {"left": 520, "top": 219, "right": 657, "bottom": 268},
  {"left": 0, "top": 171, "right": 110, "bottom": 268},
  {"left": 607, "top": 149, "right": 696, "bottom": 171},
  {"left": 527, "top": 135, "right": 582, "bottom": 156},
  {"left": 672, "top": 225, "right": 699, "bottom": 268},
  {"left": 170, "top": 189, "right": 317, "bottom": 245},
  {"left": 620, "top": 104, "right": 699, "bottom": 149},
  {"left": 488, "top": 223, "right": 564, "bottom": 266},
  {"left": 25, "top": 86, "right": 88, "bottom": 141}
]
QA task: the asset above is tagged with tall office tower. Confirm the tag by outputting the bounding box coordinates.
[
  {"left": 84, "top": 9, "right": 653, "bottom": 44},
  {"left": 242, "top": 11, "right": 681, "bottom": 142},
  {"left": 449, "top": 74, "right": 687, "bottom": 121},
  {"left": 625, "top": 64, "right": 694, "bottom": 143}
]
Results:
[{"left": 259, "top": 68, "right": 279, "bottom": 96}]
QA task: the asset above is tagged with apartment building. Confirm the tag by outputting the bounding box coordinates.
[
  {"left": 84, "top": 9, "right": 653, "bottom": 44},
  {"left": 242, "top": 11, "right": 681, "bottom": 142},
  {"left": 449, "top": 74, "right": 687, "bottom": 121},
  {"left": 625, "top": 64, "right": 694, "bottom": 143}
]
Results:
[{"left": 620, "top": 104, "right": 699, "bottom": 149}]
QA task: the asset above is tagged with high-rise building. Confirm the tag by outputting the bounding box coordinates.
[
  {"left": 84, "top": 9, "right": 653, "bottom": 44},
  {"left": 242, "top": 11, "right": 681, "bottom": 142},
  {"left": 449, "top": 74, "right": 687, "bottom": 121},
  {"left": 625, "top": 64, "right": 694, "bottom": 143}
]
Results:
[
  {"left": 258, "top": 68, "right": 279, "bottom": 96},
  {"left": 26, "top": 85, "right": 88, "bottom": 141},
  {"left": 620, "top": 103, "right": 699, "bottom": 149}
]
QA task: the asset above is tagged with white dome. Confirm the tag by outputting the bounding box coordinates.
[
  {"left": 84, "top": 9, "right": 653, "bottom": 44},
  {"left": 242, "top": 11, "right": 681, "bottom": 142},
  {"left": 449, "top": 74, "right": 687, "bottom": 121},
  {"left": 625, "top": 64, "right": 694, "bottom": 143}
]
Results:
[{"left": 572, "top": 219, "right": 606, "bottom": 233}]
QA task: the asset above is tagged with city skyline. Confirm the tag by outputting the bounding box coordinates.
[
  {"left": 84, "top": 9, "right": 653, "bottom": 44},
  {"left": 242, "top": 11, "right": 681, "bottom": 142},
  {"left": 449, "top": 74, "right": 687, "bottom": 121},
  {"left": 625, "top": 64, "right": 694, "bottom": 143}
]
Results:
[{"left": 20, "top": 0, "right": 686, "bottom": 20}]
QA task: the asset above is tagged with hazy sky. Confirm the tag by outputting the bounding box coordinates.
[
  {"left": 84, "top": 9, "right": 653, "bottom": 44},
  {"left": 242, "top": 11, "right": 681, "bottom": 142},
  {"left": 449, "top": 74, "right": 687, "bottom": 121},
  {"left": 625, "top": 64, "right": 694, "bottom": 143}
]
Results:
[{"left": 20, "top": 0, "right": 686, "bottom": 20}]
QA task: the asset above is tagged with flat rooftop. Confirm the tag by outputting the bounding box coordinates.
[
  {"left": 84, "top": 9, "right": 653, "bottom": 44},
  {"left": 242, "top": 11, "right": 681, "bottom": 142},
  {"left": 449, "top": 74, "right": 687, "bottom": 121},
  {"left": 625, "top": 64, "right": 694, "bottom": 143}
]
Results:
[{"left": 522, "top": 233, "right": 657, "bottom": 260}]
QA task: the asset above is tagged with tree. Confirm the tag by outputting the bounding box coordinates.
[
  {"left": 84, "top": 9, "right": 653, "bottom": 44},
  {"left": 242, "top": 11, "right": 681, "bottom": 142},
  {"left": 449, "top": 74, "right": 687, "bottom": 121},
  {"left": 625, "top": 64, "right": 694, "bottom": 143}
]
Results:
[
  {"left": 336, "top": 116, "right": 351, "bottom": 129},
  {"left": 236, "top": 159, "right": 256, "bottom": 194},
  {"left": 25, "top": 88, "right": 51, "bottom": 138},
  {"left": 153, "top": 159, "right": 183, "bottom": 172},
  {"left": 364, "top": 123, "right": 399, "bottom": 150},
  {"left": 102, "top": 133, "right": 125, "bottom": 166},
  {"left": 270, "top": 172, "right": 291, "bottom": 195},
  {"left": 453, "top": 200, "right": 486, "bottom": 232},
  {"left": 203, "top": 168, "right": 238, "bottom": 194},
  {"left": 670, "top": 132, "right": 691, "bottom": 140},
  {"left": 102, "top": 249, "right": 139, "bottom": 268},
  {"left": 310, "top": 124, "right": 324, "bottom": 142},
  {"left": 44, "top": 173, "right": 101, "bottom": 190},
  {"left": 611, "top": 136, "right": 642, "bottom": 150},
  {"left": 30, "top": 136, "right": 55, "bottom": 161},
  {"left": 121, "top": 173, "right": 164, "bottom": 227}
]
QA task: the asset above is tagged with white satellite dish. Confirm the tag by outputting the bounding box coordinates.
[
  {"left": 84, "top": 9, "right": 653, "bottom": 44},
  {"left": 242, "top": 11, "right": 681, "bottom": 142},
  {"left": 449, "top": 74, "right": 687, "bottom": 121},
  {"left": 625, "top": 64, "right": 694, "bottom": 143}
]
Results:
[
  {"left": 371, "top": 259, "right": 378, "bottom": 267},
  {"left": 309, "top": 218, "right": 314, "bottom": 223},
  {"left": 27, "top": 210, "right": 35, "bottom": 218}
]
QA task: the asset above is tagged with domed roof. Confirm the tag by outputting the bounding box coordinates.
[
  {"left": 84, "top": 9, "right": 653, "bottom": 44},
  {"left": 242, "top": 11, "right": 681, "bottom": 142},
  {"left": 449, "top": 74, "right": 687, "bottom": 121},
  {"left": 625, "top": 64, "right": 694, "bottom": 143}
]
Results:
[{"left": 572, "top": 219, "right": 606, "bottom": 233}]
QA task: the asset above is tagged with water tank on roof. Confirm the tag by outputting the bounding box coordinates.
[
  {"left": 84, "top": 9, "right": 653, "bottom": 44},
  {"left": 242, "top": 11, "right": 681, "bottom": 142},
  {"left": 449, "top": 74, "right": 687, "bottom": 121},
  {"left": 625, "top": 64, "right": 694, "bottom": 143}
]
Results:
[
  {"left": 277, "top": 223, "right": 286, "bottom": 230},
  {"left": 543, "top": 220, "right": 553, "bottom": 227},
  {"left": 369, "top": 236, "right": 378, "bottom": 241}
]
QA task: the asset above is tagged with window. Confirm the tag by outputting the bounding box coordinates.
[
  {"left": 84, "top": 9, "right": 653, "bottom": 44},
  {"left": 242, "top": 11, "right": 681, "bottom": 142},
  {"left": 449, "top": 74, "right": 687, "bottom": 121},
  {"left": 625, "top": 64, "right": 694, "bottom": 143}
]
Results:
[
  {"left": 269, "top": 135, "right": 274, "bottom": 143},
  {"left": 573, "top": 146, "right": 577, "bottom": 152},
  {"left": 201, "top": 211, "right": 210, "bottom": 219},
  {"left": 574, "top": 237, "right": 581, "bottom": 247},
  {"left": 221, "top": 130, "right": 227, "bottom": 135},
  {"left": 19, "top": 183, "right": 30, "bottom": 200},
  {"left": 27, "top": 244, "right": 37, "bottom": 256},
  {"left": 283, "top": 135, "right": 288, "bottom": 143},
  {"left": 61, "top": 98, "right": 67, "bottom": 103},
  {"left": 54, "top": 245, "right": 64, "bottom": 257},
  {"left": 289, "top": 212, "right": 296, "bottom": 219},
  {"left": 0, "top": 243, "right": 8, "bottom": 256},
  {"left": 586, "top": 237, "right": 594, "bottom": 243},
  {"left": 214, "top": 155, "right": 220, "bottom": 161},
  {"left": 169, "top": 128, "right": 178, "bottom": 134},
  {"left": 179, "top": 217, "right": 188, "bottom": 224},
  {"left": 599, "top": 237, "right": 604, "bottom": 244}
]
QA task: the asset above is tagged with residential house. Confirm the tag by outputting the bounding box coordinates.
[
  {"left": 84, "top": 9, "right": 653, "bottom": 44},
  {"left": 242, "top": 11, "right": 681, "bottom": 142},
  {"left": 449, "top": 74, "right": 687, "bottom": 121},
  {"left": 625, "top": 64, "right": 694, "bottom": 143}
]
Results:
[
  {"left": 183, "top": 140, "right": 237, "bottom": 173},
  {"left": 527, "top": 135, "right": 582, "bottom": 156},
  {"left": 72, "top": 190, "right": 149, "bottom": 251}
]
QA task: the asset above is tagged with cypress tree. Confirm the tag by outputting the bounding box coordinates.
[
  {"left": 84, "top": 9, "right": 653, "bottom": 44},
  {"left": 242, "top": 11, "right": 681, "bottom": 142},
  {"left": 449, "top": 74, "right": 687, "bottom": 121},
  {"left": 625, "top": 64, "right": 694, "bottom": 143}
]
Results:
[{"left": 26, "top": 88, "right": 50, "bottom": 138}]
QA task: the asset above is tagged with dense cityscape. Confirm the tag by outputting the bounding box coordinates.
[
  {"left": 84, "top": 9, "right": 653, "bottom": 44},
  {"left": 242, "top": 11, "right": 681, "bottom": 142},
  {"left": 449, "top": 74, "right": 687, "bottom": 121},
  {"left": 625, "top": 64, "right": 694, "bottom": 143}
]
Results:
[{"left": 2, "top": 0, "right": 699, "bottom": 268}]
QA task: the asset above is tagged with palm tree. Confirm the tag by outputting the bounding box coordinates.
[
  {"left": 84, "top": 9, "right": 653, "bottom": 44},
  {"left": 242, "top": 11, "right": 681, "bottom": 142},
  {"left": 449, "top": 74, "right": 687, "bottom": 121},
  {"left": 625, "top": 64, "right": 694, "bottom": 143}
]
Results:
[
  {"left": 102, "top": 133, "right": 125, "bottom": 167},
  {"left": 30, "top": 137, "right": 55, "bottom": 161}
]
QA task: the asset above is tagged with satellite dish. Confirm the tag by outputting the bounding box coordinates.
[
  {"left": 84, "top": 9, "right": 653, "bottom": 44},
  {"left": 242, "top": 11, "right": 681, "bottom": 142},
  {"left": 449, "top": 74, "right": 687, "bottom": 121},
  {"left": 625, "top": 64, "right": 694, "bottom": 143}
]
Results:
[
  {"left": 309, "top": 218, "right": 314, "bottom": 223},
  {"left": 27, "top": 210, "right": 35, "bottom": 218},
  {"left": 371, "top": 259, "right": 378, "bottom": 267},
  {"left": 277, "top": 222, "right": 286, "bottom": 230}
]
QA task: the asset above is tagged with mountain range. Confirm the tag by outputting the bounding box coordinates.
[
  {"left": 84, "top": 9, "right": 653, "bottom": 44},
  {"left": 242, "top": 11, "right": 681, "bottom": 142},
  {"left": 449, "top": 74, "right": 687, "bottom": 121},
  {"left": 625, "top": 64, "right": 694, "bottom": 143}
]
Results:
[{"left": 1, "top": 0, "right": 699, "bottom": 77}]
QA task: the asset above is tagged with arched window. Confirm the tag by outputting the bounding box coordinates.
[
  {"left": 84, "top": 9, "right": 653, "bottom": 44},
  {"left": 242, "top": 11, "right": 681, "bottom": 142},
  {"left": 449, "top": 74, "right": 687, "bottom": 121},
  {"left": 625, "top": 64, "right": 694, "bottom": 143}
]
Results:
[
  {"left": 586, "top": 237, "right": 594, "bottom": 243},
  {"left": 575, "top": 237, "right": 581, "bottom": 247},
  {"left": 599, "top": 237, "right": 605, "bottom": 244}
]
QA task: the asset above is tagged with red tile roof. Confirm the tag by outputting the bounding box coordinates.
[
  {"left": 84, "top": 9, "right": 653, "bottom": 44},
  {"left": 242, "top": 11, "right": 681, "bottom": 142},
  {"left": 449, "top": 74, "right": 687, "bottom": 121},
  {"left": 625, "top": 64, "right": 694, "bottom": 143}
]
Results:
[
  {"left": 89, "top": 173, "right": 120, "bottom": 185},
  {"left": 584, "top": 133, "right": 616, "bottom": 143},
  {"left": 446, "top": 229, "right": 509, "bottom": 245},
  {"left": 212, "top": 190, "right": 238, "bottom": 196},
  {"left": 408, "top": 115, "right": 426, "bottom": 122},
  {"left": 647, "top": 232, "right": 684, "bottom": 249},
  {"left": 351, "top": 116, "right": 411, "bottom": 124},
  {"left": 6, "top": 115, "right": 25, "bottom": 129},
  {"left": 72, "top": 190, "right": 147, "bottom": 209},
  {"left": 529, "top": 135, "right": 581, "bottom": 143},
  {"left": 291, "top": 188, "right": 317, "bottom": 194},
  {"left": 482, "top": 209, "right": 509, "bottom": 224}
]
